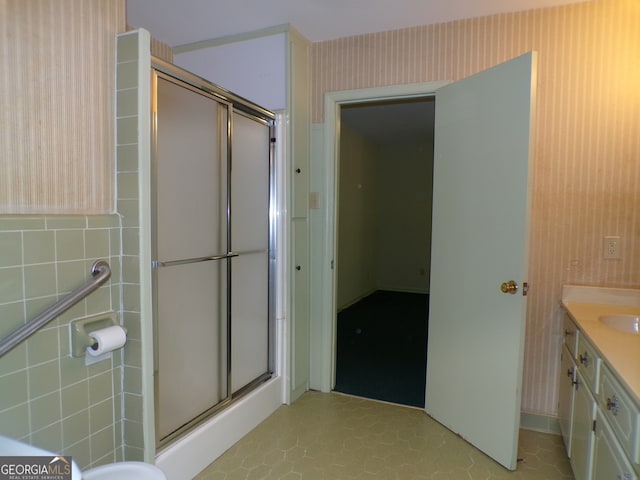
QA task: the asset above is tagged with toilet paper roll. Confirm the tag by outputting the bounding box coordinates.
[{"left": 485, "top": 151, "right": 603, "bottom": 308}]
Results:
[{"left": 86, "top": 325, "right": 127, "bottom": 357}]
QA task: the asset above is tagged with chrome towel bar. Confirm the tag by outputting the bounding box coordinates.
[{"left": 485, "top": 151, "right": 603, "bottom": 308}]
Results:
[
  {"left": 152, "top": 252, "right": 239, "bottom": 269},
  {"left": 0, "top": 260, "right": 111, "bottom": 358}
]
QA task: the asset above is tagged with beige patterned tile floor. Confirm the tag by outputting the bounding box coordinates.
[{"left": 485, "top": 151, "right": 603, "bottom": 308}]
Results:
[{"left": 195, "top": 391, "right": 574, "bottom": 480}]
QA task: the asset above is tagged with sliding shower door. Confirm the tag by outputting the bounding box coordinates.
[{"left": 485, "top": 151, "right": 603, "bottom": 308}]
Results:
[
  {"left": 230, "top": 111, "right": 272, "bottom": 394},
  {"left": 151, "top": 65, "right": 274, "bottom": 447}
]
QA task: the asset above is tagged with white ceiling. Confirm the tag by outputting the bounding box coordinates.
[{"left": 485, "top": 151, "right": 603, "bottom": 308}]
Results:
[
  {"left": 126, "top": 0, "right": 591, "bottom": 47},
  {"left": 126, "top": 0, "right": 590, "bottom": 145}
]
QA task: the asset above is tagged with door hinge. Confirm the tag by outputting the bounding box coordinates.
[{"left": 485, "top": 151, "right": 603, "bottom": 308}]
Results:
[
  {"left": 330, "top": 259, "right": 334, "bottom": 269},
  {"left": 522, "top": 282, "right": 529, "bottom": 296},
  {"left": 593, "top": 419, "right": 597, "bottom": 432}
]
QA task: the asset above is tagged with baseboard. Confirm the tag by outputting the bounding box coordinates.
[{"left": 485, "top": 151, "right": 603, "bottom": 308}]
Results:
[
  {"left": 520, "top": 411, "right": 561, "bottom": 435},
  {"left": 337, "top": 288, "right": 377, "bottom": 312},
  {"left": 376, "top": 286, "right": 429, "bottom": 295}
]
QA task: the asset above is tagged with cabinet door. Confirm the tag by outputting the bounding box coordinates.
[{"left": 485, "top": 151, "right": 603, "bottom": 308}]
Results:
[
  {"left": 593, "top": 410, "right": 638, "bottom": 480},
  {"left": 571, "top": 369, "right": 596, "bottom": 480},
  {"left": 559, "top": 344, "right": 576, "bottom": 456}
]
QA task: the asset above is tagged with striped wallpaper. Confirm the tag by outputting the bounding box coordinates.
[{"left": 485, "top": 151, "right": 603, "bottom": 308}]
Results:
[
  {"left": 312, "top": 0, "right": 640, "bottom": 415},
  {"left": 0, "top": 0, "right": 125, "bottom": 214}
]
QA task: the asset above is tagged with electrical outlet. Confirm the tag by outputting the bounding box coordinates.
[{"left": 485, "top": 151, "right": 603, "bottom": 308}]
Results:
[{"left": 603, "top": 236, "right": 621, "bottom": 259}]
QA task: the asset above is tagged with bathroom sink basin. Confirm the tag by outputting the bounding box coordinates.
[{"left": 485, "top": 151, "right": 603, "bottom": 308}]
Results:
[{"left": 599, "top": 315, "right": 640, "bottom": 335}]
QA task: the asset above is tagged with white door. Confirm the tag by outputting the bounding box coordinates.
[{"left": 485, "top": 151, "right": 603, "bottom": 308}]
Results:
[{"left": 426, "top": 52, "right": 537, "bottom": 470}]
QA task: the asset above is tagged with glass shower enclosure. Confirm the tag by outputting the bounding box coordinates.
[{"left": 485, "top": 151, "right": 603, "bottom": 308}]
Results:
[{"left": 150, "top": 60, "right": 275, "bottom": 447}]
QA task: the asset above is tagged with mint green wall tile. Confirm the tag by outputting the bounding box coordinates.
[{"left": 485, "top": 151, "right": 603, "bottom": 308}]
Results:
[
  {"left": 59, "top": 355, "right": 89, "bottom": 388},
  {"left": 118, "top": 172, "right": 139, "bottom": 200},
  {"left": 90, "top": 398, "right": 114, "bottom": 432},
  {"left": 0, "top": 217, "right": 46, "bottom": 231},
  {"left": 56, "top": 230, "right": 85, "bottom": 261},
  {"left": 86, "top": 355, "right": 112, "bottom": 378},
  {"left": 110, "top": 284, "right": 121, "bottom": 312},
  {"left": 117, "top": 89, "right": 138, "bottom": 118},
  {"left": 0, "top": 232, "right": 22, "bottom": 267},
  {"left": 45, "top": 216, "right": 87, "bottom": 230},
  {"left": 24, "top": 263, "right": 57, "bottom": 298},
  {"left": 0, "top": 336, "right": 26, "bottom": 376},
  {"left": 0, "top": 301, "right": 26, "bottom": 341},
  {"left": 124, "top": 393, "right": 143, "bottom": 421},
  {"left": 117, "top": 199, "right": 139, "bottom": 228},
  {"left": 61, "top": 381, "right": 89, "bottom": 418},
  {"left": 25, "top": 296, "right": 58, "bottom": 325},
  {"left": 123, "top": 366, "right": 142, "bottom": 395},
  {"left": 31, "top": 421, "right": 63, "bottom": 454},
  {"left": 88, "top": 371, "right": 113, "bottom": 404},
  {"left": 86, "top": 216, "right": 119, "bottom": 229},
  {"left": 26, "top": 327, "right": 60, "bottom": 365},
  {"left": 122, "top": 312, "right": 141, "bottom": 341},
  {"left": 117, "top": 61, "right": 138, "bottom": 91},
  {"left": 122, "top": 255, "right": 140, "bottom": 284},
  {"left": 123, "top": 419, "right": 144, "bottom": 448},
  {"left": 90, "top": 425, "right": 115, "bottom": 463},
  {"left": 84, "top": 285, "right": 111, "bottom": 314},
  {"left": 63, "top": 410, "right": 90, "bottom": 447},
  {"left": 114, "top": 422, "right": 123, "bottom": 461},
  {"left": 30, "top": 391, "right": 62, "bottom": 429},
  {"left": 122, "top": 284, "right": 141, "bottom": 312},
  {"left": 56, "top": 301, "right": 86, "bottom": 326},
  {"left": 29, "top": 359, "right": 61, "bottom": 398},
  {"left": 105, "top": 255, "right": 121, "bottom": 277},
  {"left": 23, "top": 230, "right": 55, "bottom": 264},
  {"left": 117, "top": 145, "right": 138, "bottom": 173},
  {"left": 109, "top": 228, "right": 120, "bottom": 254},
  {"left": 123, "top": 340, "right": 142, "bottom": 368},
  {"left": 85, "top": 229, "right": 110, "bottom": 260},
  {"left": 117, "top": 117, "right": 138, "bottom": 146},
  {"left": 0, "top": 215, "right": 125, "bottom": 469},
  {"left": 123, "top": 446, "right": 144, "bottom": 462},
  {"left": 56, "top": 260, "right": 86, "bottom": 295},
  {"left": 117, "top": 33, "right": 139, "bottom": 63},
  {"left": 0, "top": 266, "right": 24, "bottom": 304},
  {"left": 121, "top": 228, "right": 139, "bottom": 256},
  {"left": 66, "top": 438, "right": 91, "bottom": 469},
  {"left": 0, "top": 371, "right": 28, "bottom": 411},
  {"left": 0, "top": 403, "right": 30, "bottom": 438}
]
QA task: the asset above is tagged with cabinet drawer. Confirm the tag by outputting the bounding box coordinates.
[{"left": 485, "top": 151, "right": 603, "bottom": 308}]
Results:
[
  {"left": 576, "top": 334, "right": 600, "bottom": 394},
  {"left": 598, "top": 365, "right": 640, "bottom": 465},
  {"left": 563, "top": 314, "right": 579, "bottom": 359}
]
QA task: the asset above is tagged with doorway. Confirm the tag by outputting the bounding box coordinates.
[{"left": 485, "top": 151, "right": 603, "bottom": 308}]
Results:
[{"left": 333, "top": 98, "right": 435, "bottom": 407}]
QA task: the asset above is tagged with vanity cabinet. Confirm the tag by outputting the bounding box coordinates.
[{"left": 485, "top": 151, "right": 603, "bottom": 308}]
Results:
[
  {"left": 560, "top": 312, "right": 640, "bottom": 480},
  {"left": 593, "top": 410, "right": 638, "bottom": 480},
  {"left": 559, "top": 315, "right": 579, "bottom": 455},
  {"left": 559, "top": 344, "right": 576, "bottom": 456},
  {"left": 571, "top": 368, "right": 596, "bottom": 480}
]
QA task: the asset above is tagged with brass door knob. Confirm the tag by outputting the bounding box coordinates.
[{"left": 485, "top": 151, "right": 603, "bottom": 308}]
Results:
[{"left": 500, "top": 280, "right": 518, "bottom": 294}]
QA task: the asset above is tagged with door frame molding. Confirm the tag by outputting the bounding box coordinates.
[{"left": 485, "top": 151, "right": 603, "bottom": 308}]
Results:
[{"left": 313, "top": 81, "right": 450, "bottom": 393}]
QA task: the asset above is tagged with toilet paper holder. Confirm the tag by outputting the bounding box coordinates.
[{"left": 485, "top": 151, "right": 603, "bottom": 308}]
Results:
[{"left": 69, "top": 312, "right": 126, "bottom": 357}]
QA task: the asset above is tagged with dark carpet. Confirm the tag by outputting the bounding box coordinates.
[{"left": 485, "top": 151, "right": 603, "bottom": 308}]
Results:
[{"left": 334, "top": 290, "right": 429, "bottom": 408}]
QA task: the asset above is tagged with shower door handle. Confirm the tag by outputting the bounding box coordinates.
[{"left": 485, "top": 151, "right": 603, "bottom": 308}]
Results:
[{"left": 152, "top": 252, "right": 239, "bottom": 269}]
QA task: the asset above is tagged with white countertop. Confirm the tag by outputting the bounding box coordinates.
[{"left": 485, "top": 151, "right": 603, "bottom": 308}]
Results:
[{"left": 562, "top": 285, "right": 640, "bottom": 405}]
